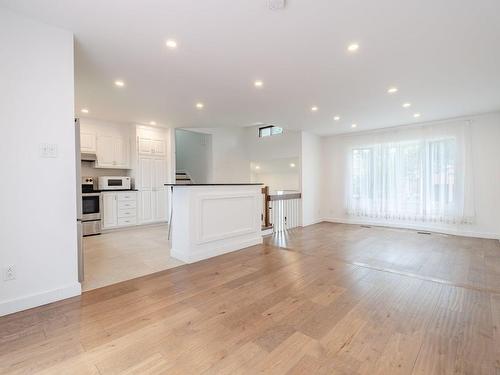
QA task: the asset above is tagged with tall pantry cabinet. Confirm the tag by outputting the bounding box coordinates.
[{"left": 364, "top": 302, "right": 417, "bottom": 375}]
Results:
[{"left": 134, "top": 126, "right": 172, "bottom": 225}]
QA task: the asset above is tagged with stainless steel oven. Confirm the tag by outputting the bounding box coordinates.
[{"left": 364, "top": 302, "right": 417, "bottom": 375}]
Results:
[{"left": 82, "top": 177, "right": 101, "bottom": 236}]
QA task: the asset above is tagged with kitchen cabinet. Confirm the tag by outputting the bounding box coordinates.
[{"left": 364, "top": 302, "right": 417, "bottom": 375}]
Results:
[
  {"left": 101, "top": 191, "right": 137, "bottom": 229},
  {"left": 96, "top": 135, "right": 130, "bottom": 169},
  {"left": 80, "top": 131, "right": 96, "bottom": 152},
  {"left": 102, "top": 192, "right": 118, "bottom": 228},
  {"left": 137, "top": 137, "right": 165, "bottom": 156},
  {"left": 137, "top": 156, "right": 168, "bottom": 223}
]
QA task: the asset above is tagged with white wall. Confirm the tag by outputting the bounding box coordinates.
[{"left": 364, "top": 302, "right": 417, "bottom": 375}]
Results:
[
  {"left": 210, "top": 128, "right": 251, "bottom": 183},
  {"left": 0, "top": 9, "right": 79, "bottom": 316},
  {"left": 250, "top": 157, "right": 300, "bottom": 193},
  {"left": 321, "top": 112, "right": 500, "bottom": 239},
  {"left": 244, "top": 126, "right": 301, "bottom": 160},
  {"left": 175, "top": 129, "right": 213, "bottom": 184},
  {"left": 301, "top": 132, "right": 323, "bottom": 226},
  {"left": 245, "top": 126, "right": 302, "bottom": 191}
]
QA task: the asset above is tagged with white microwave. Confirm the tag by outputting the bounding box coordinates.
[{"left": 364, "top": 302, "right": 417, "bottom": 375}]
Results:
[{"left": 98, "top": 176, "right": 131, "bottom": 190}]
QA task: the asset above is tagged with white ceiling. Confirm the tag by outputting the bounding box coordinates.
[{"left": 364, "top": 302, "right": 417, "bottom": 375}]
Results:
[{"left": 2, "top": 0, "right": 500, "bottom": 135}]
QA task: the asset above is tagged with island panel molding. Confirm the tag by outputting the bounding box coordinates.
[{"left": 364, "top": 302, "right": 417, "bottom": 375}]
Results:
[
  {"left": 170, "top": 184, "right": 263, "bottom": 264},
  {"left": 196, "top": 193, "right": 260, "bottom": 244}
]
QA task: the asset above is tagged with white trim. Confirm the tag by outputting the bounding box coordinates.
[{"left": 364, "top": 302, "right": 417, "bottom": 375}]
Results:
[
  {"left": 322, "top": 217, "right": 499, "bottom": 240},
  {"left": 0, "top": 282, "right": 81, "bottom": 317},
  {"left": 171, "top": 236, "right": 262, "bottom": 264},
  {"left": 301, "top": 218, "right": 324, "bottom": 228},
  {"left": 195, "top": 193, "right": 259, "bottom": 244}
]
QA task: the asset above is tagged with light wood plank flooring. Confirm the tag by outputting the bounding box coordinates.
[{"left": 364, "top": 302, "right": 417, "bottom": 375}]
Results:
[
  {"left": 1, "top": 223, "right": 499, "bottom": 374},
  {"left": 83, "top": 224, "right": 184, "bottom": 291}
]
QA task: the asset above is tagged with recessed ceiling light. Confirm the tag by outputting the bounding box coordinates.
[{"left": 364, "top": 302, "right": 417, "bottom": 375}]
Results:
[
  {"left": 347, "top": 43, "right": 359, "bottom": 52},
  {"left": 149, "top": 121, "right": 156, "bottom": 126},
  {"left": 196, "top": 102, "right": 204, "bottom": 109},
  {"left": 114, "top": 80, "right": 125, "bottom": 87},
  {"left": 254, "top": 80, "right": 264, "bottom": 88},
  {"left": 165, "top": 39, "right": 177, "bottom": 49},
  {"left": 311, "top": 106, "right": 318, "bottom": 112},
  {"left": 81, "top": 108, "right": 89, "bottom": 114},
  {"left": 387, "top": 87, "right": 398, "bottom": 94},
  {"left": 351, "top": 124, "right": 357, "bottom": 128},
  {"left": 402, "top": 102, "right": 411, "bottom": 108},
  {"left": 333, "top": 116, "right": 340, "bottom": 121},
  {"left": 255, "top": 165, "right": 261, "bottom": 170},
  {"left": 290, "top": 163, "right": 296, "bottom": 168},
  {"left": 413, "top": 113, "right": 421, "bottom": 118}
]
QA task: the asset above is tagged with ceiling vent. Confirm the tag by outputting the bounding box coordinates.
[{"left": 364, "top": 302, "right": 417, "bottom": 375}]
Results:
[{"left": 268, "top": 0, "right": 286, "bottom": 10}]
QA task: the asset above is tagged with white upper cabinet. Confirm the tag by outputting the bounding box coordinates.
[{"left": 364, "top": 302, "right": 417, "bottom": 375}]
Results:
[
  {"left": 138, "top": 137, "right": 165, "bottom": 156},
  {"left": 152, "top": 139, "right": 165, "bottom": 156},
  {"left": 80, "top": 132, "right": 96, "bottom": 153},
  {"left": 138, "top": 137, "right": 153, "bottom": 155},
  {"left": 96, "top": 135, "right": 130, "bottom": 168},
  {"left": 96, "top": 135, "right": 114, "bottom": 167},
  {"left": 114, "top": 136, "right": 128, "bottom": 168}
]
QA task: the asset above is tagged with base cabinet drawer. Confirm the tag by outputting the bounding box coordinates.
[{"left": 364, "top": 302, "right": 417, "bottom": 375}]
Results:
[
  {"left": 117, "top": 192, "right": 136, "bottom": 201},
  {"left": 118, "top": 200, "right": 136, "bottom": 209},
  {"left": 117, "top": 217, "right": 137, "bottom": 226},
  {"left": 118, "top": 208, "right": 137, "bottom": 218}
]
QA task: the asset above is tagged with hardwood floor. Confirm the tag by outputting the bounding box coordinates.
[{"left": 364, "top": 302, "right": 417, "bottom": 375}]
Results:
[
  {"left": 83, "top": 224, "right": 184, "bottom": 291},
  {"left": 1, "top": 223, "right": 499, "bottom": 374}
]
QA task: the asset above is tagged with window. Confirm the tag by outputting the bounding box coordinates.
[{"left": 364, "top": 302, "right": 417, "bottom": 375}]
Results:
[
  {"left": 259, "top": 125, "right": 283, "bottom": 138},
  {"left": 347, "top": 138, "right": 461, "bottom": 222}
]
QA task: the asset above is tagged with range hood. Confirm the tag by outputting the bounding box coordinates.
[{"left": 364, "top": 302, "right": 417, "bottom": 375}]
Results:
[{"left": 81, "top": 152, "right": 97, "bottom": 162}]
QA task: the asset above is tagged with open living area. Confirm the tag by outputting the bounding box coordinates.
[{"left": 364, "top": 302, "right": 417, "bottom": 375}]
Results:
[{"left": 1, "top": 1, "right": 499, "bottom": 374}]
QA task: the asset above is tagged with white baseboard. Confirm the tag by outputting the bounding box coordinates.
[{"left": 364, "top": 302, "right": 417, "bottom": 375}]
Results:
[
  {"left": 0, "top": 282, "right": 81, "bottom": 317},
  {"left": 322, "top": 217, "right": 500, "bottom": 240},
  {"left": 301, "top": 218, "right": 324, "bottom": 228},
  {"left": 171, "top": 236, "right": 263, "bottom": 264}
]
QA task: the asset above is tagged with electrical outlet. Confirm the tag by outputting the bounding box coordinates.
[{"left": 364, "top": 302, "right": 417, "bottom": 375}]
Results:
[{"left": 4, "top": 265, "right": 15, "bottom": 281}]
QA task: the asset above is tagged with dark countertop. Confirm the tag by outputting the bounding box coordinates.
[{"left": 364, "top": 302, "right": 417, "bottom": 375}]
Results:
[
  {"left": 82, "top": 189, "right": 138, "bottom": 193},
  {"left": 164, "top": 183, "right": 263, "bottom": 186}
]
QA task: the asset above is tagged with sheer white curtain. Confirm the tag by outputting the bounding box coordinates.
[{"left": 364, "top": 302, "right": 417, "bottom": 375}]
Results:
[{"left": 346, "top": 121, "right": 475, "bottom": 224}]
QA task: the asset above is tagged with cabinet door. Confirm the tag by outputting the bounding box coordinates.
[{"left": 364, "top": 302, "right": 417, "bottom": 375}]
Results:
[
  {"left": 138, "top": 157, "right": 153, "bottom": 190},
  {"left": 114, "top": 136, "right": 129, "bottom": 168},
  {"left": 139, "top": 191, "right": 153, "bottom": 223},
  {"left": 138, "top": 137, "right": 152, "bottom": 155},
  {"left": 152, "top": 158, "right": 165, "bottom": 188},
  {"left": 154, "top": 188, "right": 168, "bottom": 221},
  {"left": 96, "top": 135, "right": 114, "bottom": 167},
  {"left": 102, "top": 193, "right": 117, "bottom": 228},
  {"left": 152, "top": 139, "right": 165, "bottom": 156},
  {"left": 80, "top": 132, "right": 96, "bottom": 152}
]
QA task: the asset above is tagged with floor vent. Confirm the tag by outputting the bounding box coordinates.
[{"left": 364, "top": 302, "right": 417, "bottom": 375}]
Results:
[
  {"left": 417, "top": 231, "right": 432, "bottom": 235},
  {"left": 360, "top": 225, "right": 371, "bottom": 228}
]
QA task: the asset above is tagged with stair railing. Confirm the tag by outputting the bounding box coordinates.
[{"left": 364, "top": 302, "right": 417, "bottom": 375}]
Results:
[{"left": 268, "top": 192, "right": 302, "bottom": 232}]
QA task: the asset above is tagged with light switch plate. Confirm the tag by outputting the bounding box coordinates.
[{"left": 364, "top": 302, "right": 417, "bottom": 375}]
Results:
[
  {"left": 39, "top": 143, "right": 58, "bottom": 158},
  {"left": 268, "top": 0, "right": 286, "bottom": 10}
]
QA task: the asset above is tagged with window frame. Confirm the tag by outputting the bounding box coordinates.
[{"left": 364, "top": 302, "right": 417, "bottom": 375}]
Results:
[{"left": 258, "top": 125, "right": 283, "bottom": 138}]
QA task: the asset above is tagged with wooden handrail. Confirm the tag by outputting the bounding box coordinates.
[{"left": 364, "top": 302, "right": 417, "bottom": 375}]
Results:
[{"left": 261, "top": 186, "right": 270, "bottom": 227}]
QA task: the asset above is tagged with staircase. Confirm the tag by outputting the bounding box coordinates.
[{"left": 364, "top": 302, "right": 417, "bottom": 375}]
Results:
[{"left": 175, "top": 170, "right": 194, "bottom": 185}]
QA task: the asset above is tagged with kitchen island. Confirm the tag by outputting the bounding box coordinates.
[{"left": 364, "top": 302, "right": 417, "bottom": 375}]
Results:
[{"left": 165, "top": 183, "right": 263, "bottom": 263}]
